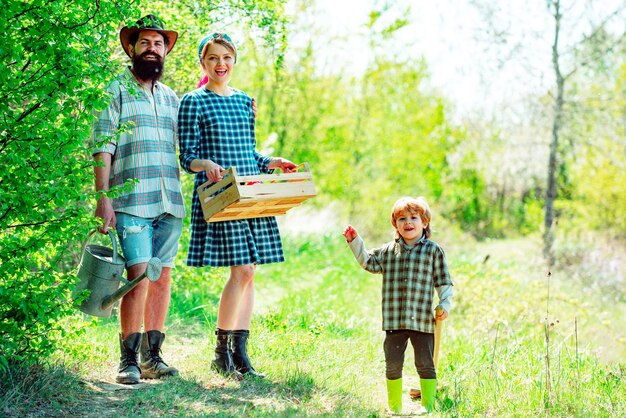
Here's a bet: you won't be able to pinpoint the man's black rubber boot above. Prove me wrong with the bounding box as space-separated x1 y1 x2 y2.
116 332 142 384
140 330 179 379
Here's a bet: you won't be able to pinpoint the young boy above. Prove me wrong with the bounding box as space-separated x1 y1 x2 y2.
343 196 454 414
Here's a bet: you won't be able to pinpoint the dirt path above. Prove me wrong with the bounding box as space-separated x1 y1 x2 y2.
75 380 150 417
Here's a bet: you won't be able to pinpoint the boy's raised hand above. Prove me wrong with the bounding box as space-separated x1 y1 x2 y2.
343 225 357 243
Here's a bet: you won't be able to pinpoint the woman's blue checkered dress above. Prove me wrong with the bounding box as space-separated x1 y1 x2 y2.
178 88 285 267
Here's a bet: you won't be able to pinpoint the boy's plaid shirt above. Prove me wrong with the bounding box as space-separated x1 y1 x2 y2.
348 235 453 334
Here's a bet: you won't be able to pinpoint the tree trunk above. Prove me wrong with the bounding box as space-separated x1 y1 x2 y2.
544 0 564 267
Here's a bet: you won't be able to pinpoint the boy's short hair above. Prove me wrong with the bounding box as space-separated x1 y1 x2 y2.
391 196 432 238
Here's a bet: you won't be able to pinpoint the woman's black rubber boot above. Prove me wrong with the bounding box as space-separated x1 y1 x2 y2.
211 329 243 381
231 329 265 378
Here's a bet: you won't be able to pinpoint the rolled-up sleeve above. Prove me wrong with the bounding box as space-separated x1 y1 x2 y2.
433 245 453 287
254 151 272 173
92 85 120 156
178 94 200 174
436 285 454 313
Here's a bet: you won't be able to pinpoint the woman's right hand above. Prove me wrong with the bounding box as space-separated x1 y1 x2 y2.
204 160 225 183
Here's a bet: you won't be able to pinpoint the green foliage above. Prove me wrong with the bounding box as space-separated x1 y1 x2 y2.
536 18 626 242
0 0 140 369
169 264 226 321
563 61 626 237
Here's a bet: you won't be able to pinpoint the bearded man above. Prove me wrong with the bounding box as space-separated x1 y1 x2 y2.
91 15 185 384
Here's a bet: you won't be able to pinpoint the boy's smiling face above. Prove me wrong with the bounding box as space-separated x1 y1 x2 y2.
394 209 427 245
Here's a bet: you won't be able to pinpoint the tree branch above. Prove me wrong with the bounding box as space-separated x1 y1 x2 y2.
7 217 68 229
567 32 626 79
0 207 12 224
8 4 42 22
60 0 101 30
21 58 31 73
15 101 43 123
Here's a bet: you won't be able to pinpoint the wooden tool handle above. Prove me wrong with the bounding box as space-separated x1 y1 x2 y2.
433 307 444 368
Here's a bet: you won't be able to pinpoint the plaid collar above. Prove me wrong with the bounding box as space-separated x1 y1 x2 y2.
396 235 427 251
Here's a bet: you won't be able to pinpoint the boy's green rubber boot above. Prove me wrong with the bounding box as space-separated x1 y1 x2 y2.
420 378 437 412
386 377 403 414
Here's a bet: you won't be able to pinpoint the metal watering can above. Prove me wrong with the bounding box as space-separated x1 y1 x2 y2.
73 230 162 317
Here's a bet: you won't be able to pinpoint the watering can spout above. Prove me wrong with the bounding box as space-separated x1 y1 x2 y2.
101 257 162 310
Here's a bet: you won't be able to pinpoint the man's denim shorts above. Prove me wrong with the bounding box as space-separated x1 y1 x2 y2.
115 212 183 268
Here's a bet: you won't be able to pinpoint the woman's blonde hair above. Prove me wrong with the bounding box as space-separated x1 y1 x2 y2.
390 196 432 238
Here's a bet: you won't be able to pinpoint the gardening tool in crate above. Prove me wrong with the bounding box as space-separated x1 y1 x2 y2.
197 163 317 222
72 230 162 317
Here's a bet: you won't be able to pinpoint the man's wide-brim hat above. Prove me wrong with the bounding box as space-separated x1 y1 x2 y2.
119 14 178 57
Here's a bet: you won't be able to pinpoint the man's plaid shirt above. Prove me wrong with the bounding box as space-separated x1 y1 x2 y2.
91 67 185 219
348 234 453 334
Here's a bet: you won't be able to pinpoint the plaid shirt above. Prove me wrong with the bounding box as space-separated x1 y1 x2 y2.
348 234 453 333
91 67 185 219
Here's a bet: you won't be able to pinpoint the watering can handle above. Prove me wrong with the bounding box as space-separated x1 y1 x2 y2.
83 229 121 264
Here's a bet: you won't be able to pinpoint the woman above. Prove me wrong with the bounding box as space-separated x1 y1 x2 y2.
178 33 296 379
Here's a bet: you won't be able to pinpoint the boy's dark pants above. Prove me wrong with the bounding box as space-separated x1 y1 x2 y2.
384 329 436 380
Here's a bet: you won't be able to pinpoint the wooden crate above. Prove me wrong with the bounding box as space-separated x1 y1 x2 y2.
197 163 317 222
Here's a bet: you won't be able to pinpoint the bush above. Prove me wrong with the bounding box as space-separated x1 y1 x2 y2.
0 1 139 368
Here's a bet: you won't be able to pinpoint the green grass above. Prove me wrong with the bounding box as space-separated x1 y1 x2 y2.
2 232 625 417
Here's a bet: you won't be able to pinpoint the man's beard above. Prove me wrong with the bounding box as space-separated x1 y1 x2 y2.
132 51 164 82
